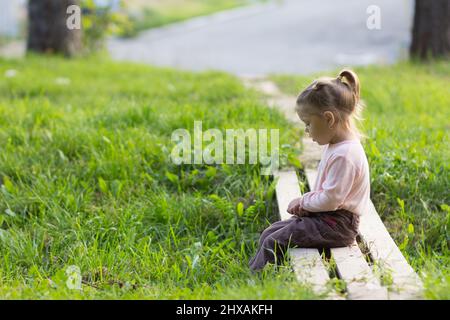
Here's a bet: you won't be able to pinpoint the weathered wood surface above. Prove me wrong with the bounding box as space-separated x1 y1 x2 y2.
305 168 423 299
359 201 424 299
274 169 343 299
305 169 388 300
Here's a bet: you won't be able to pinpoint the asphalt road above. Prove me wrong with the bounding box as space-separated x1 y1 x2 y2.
109 0 414 76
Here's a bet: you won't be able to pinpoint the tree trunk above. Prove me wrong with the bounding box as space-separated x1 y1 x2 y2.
27 0 82 57
410 0 450 60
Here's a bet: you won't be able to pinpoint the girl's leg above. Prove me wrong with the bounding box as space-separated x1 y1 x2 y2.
249 217 303 271
257 217 296 247
249 213 356 272
248 218 294 267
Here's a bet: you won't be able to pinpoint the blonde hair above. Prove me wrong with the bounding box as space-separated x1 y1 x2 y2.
295 69 367 141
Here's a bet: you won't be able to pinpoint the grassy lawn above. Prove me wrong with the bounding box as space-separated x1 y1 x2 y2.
0 56 333 299
0 56 448 299
120 0 266 37
270 60 450 299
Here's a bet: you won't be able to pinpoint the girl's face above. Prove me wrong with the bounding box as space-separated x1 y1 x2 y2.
297 104 335 145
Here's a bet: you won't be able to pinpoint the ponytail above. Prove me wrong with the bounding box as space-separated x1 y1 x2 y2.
337 69 360 104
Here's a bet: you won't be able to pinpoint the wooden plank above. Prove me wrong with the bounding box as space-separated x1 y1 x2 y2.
359 201 424 299
304 169 318 192
289 248 343 299
331 243 388 299
289 248 329 286
274 169 342 299
274 169 301 221
304 169 388 299
306 152 423 299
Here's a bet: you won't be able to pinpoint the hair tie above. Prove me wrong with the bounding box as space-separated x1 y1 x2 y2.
312 81 322 90
338 75 351 88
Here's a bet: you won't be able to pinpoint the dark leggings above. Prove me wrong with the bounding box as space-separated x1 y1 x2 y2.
249 209 359 271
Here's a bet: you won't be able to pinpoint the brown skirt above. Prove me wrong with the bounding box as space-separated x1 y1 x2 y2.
248 209 359 272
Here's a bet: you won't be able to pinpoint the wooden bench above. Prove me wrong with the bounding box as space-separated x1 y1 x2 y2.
273 168 424 300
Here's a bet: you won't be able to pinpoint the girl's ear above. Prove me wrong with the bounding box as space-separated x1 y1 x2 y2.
323 111 335 129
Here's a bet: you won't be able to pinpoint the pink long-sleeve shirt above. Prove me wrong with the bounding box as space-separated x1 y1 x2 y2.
299 139 371 216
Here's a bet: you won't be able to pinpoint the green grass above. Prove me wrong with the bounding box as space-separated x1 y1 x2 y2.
120 0 266 37
0 55 331 299
270 60 450 299
1 56 448 299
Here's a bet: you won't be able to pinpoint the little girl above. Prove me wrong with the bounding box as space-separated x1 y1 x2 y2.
249 69 370 272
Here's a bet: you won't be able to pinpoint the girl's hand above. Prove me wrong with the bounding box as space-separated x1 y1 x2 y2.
295 207 310 217
287 198 310 217
287 198 302 215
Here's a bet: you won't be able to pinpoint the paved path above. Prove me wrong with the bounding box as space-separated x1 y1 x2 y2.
108 0 414 76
